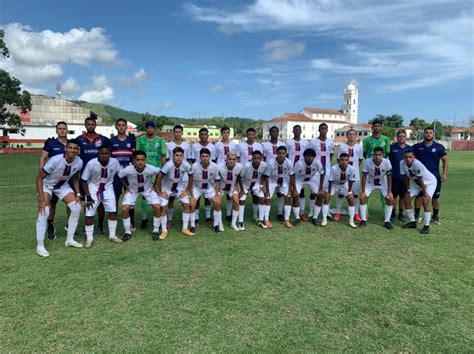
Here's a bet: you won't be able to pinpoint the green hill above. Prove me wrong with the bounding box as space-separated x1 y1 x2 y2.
73 101 143 125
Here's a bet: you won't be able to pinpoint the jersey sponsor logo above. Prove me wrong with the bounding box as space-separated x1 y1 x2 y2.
95 140 103 147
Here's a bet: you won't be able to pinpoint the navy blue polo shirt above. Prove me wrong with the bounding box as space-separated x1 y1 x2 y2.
389 142 411 179
76 133 110 169
42 137 66 158
110 135 136 166
413 141 447 177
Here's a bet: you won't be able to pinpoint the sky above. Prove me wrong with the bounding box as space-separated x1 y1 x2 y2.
0 0 473 125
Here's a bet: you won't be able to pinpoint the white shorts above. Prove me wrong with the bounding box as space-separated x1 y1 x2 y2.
240 183 264 200
160 187 190 205
409 181 436 198
330 183 349 196
193 186 216 200
295 178 319 194
365 183 389 198
43 184 74 200
122 190 161 206
267 181 290 198
85 188 116 217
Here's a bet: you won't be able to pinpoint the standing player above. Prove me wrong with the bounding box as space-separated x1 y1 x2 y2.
155 147 194 239
136 121 166 230
359 147 395 229
35 139 83 257
326 154 357 228
337 129 364 222
239 150 268 230
218 152 243 231
118 150 162 241
262 126 287 221
363 119 391 158
286 125 309 165
388 129 411 222
265 145 295 228
190 148 223 233
81 145 123 248
400 149 438 234
413 126 448 224
291 148 325 226
38 121 68 240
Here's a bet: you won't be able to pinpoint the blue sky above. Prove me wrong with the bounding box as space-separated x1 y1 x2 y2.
1 0 473 125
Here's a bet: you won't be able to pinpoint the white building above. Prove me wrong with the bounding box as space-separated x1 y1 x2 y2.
263 83 359 140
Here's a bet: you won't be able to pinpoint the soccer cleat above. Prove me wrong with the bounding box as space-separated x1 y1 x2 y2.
402 221 417 229
47 223 56 240
206 218 213 224
384 221 394 230
277 214 284 221
354 214 362 223
294 218 301 226
122 233 132 242
108 236 122 243
284 220 293 228
431 215 440 225
65 240 83 248
320 219 328 227
213 225 220 233
190 226 196 233
300 213 309 222
264 220 273 229
311 218 319 226
85 240 94 249
182 229 194 237
167 220 173 229
349 220 357 229
152 231 160 241
140 218 148 230
238 222 246 231
420 225 430 235
231 223 240 231
158 230 169 240
218 223 225 232
333 213 341 222
36 247 50 258
359 220 367 227
258 221 268 229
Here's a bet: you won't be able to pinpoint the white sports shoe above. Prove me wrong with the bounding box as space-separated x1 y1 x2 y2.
239 223 246 231
320 219 328 227
349 220 357 228
65 240 83 248
36 247 50 257
218 223 225 232
109 236 123 243
85 240 94 249
231 223 240 231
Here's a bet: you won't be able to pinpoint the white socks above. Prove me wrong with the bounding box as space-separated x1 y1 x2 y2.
313 205 321 220
36 206 50 247
182 213 190 231
360 204 367 221
322 204 330 221
423 212 431 226
153 216 161 232
231 209 239 225
384 205 393 222
85 224 94 241
108 219 117 238
226 199 232 217
348 206 355 221
161 215 168 231
238 205 245 223
277 196 283 214
123 217 131 234
293 206 300 219
66 201 81 242
264 205 271 221
406 209 415 222
213 210 222 226
190 212 196 227
354 197 360 214
336 198 344 213
284 205 291 221
258 204 265 221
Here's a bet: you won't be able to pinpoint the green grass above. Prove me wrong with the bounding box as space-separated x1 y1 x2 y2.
1 152 473 352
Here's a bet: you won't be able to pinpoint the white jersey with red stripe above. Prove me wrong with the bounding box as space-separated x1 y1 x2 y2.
262 141 286 164
310 138 334 174
191 142 217 163
362 158 392 186
238 141 263 163
191 161 221 190
166 141 192 160
160 160 193 192
285 138 309 165
215 140 239 165
241 161 267 190
118 164 161 193
293 159 324 184
218 163 243 194
266 157 294 185
338 143 363 179
43 154 83 190
329 164 357 185
80 157 121 191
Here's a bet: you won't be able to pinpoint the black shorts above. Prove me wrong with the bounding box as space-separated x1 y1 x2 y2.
433 176 442 199
391 178 407 198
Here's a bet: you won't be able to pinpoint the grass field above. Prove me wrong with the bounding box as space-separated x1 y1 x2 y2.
1 152 473 352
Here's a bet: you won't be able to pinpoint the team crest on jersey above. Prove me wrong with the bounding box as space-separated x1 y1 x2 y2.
95 140 102 147
432 148 436 152
127 143 131 148
381 142 386 146
155 143 160 148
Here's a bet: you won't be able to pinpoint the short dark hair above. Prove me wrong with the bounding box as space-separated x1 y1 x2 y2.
173 147 184 155
277 145 287 152
252 150 263 157
303 148 316 157
200 148 211 156
372 119 383 126
84 116 96 123
199 128 209 134
67 139 80 147
221 126 230 133
269 126 279 132
246 127 256 134
373 147 384 154
133 150 147 158
293 125 302 130
396 129 407 136
424 126 435 132
173 125 183 132
318 123 328 129
99 145 112 152
346 128 356 136
339 152 349 159
56 121 67 128
115 118 127 125
404 148 415 155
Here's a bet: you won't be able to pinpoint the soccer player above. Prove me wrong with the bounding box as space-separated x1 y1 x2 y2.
326 154 357 228
81 145 123 248
388 129 411 222
155 147 194 239
359 147 395 229
218 152 243 231
76 116 110 233
35 139 83 257
286 125 309 165
265 145 295 228
363 119 391 158
118 150 162 242
38 121 68 240
400 149 438 235
190 148 223 233
136 121 166 230
262 126 287 221
413 126 448 224
337 128 364 222
240 150 268 230
291 148 325 226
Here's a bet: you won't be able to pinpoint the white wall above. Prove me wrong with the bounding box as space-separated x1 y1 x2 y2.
6 124 117 141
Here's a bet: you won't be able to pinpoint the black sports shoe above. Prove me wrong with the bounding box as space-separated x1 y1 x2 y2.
141 218 148 230
384 221 394 230
431 215 440 225
398 214 406 222
277 214 284 221
190 226 196 233
152 231 160 241
402 221 417 229
47 223 56 240
122 233 132 242
359 220 367 227
294 218 300 226
206 218 213 224
213 225 219 233
226 215 232 222
420 225 430 235
311 218 319 226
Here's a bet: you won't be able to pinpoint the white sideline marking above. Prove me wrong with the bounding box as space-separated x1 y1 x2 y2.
0 184 33 189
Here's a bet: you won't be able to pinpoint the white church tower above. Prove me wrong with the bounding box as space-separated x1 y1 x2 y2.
343 82 358 124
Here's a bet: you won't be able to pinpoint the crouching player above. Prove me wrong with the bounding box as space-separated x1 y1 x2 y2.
118 150 162 241
265 145 295 228
190 148 223 233
35 139 83 257
81 145 123 248
359 147 395 229
400 149 437 235
155 147 194 239
218 152 243 231
326 153 357 228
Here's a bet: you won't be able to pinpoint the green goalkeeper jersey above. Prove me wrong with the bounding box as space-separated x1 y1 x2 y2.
363 135 391 158
136 135 166 167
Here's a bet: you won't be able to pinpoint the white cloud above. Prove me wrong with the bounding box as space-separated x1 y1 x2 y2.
261 39 306 62
61 78 80 96
209 81 233 95
315 93 340 100
78 75 114 103
239 67 281 76
121 68 147 87
158 101 175 110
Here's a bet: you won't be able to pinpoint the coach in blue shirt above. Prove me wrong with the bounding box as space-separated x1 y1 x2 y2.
389 129 411 222
413 126 448 224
